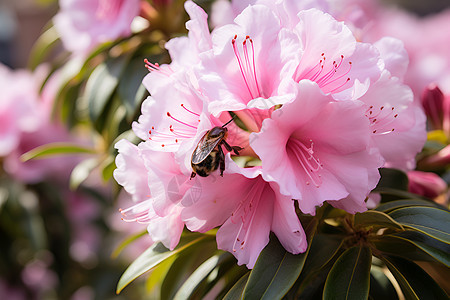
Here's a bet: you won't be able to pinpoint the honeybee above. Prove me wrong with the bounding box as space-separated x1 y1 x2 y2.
190 118 243 179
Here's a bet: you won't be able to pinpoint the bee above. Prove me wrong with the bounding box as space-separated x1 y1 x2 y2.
190 118 243 179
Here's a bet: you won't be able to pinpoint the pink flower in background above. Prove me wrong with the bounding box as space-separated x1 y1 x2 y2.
330 0 450 98
53 0 141 55
211 0 329 28
0 67 88 183
0 64 41 157
407 170 447 199
421 84 450 135
251 80 383 214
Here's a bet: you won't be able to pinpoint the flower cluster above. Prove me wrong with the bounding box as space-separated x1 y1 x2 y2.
114 1 426 267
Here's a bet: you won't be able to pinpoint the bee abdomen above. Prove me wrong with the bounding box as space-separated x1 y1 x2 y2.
191 150 220 177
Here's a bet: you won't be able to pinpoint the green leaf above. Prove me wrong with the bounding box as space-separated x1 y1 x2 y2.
389 207 450 244
117 57 149 119
381 255 448 300
173 252 229 300
323 246 372 300
369 266 399 300
116 233 211 294
372 188 428 201
390 231 450 267
28 26 60 70
20 143 96 162
354 210 404 230
242 236 307 300
293 234 344 298
85 55 129 123
375 168 409 191
223 272 250 300
146 254 177 294
70 158 100 190
375 199 443 213
160 239 218 300
242 218 319 300
100 155 117 182
111 230 147 259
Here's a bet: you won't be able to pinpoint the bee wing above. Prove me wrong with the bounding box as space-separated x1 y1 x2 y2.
191 135 222 164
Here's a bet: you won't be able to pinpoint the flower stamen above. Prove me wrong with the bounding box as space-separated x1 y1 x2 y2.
232 35 262 99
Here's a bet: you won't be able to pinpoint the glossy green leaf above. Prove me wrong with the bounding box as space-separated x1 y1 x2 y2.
160 239 218 300
354 210 404 230
375 199 443 213
372 188 428 201
369 266 399 300
381 256 448 300
117 57 149 119
223 272 250 300
293 234 344 298
116 233 210 294
85 56 129 122
146 254 177 294
242 237 307 300
389 207 450 244
20 143 96 162
372 235 441 263
375 168 409 191
242 218 319 300
111 230 147 259
323 246 372 300
173 253 229 300
391 231 450 267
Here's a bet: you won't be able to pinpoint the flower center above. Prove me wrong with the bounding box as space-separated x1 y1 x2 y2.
148 103 200 148
96 0 124 20
365 105 398 135
294 53 352 94
232 35 262 99
287 138 323 188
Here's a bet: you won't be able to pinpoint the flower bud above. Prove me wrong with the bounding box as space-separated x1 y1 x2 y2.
408 170 447 199
421 84 444 130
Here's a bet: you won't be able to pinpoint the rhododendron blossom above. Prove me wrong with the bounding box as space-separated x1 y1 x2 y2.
54 0 141 55
114 1 427 268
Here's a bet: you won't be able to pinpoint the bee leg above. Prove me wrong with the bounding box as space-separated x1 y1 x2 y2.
190 172 196 180
231 146 244 155
222 140 233 152
223 140 243 155
218 145 225 177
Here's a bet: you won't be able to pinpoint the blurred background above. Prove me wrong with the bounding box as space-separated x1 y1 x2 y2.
0 0 449 299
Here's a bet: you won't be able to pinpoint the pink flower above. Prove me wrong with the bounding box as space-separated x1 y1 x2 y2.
53 0 141 55
0 67 88 183
114 0 427 268
182 165 306 268
114 139 185 250
408 170 447 199
197 4 296 118
331 0 450 98
358 70 426 171
211 0 329 29
0 64 41 157
251 80 383 214
421 84 450 137
200 6 382 132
